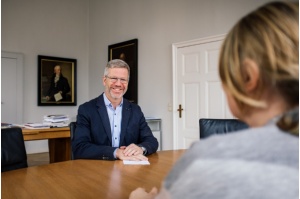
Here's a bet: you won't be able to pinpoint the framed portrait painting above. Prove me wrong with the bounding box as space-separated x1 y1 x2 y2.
108 39 138 104
38 55 77 106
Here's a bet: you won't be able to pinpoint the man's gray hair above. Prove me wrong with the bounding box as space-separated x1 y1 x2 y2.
104 59 130 79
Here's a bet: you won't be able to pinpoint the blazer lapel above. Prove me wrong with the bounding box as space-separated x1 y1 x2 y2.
120 99 131 145
97 94 112 144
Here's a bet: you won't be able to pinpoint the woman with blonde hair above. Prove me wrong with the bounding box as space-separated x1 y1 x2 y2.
130 1 299 198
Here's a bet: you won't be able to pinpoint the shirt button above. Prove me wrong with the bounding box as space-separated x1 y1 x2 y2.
115 125 117 127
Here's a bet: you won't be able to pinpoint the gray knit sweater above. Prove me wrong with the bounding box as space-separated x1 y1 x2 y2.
157 121 299 199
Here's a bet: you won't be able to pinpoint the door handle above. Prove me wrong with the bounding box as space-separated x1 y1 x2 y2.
177 104 184 118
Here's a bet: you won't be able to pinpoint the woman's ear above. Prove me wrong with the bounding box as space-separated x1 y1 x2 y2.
242 58 260 92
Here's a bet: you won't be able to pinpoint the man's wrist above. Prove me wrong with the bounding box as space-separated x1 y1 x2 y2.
140 146 147 155
113 148 118 159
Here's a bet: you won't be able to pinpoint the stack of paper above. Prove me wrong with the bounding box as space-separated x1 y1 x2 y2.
43 115 70 127
23 123 50 129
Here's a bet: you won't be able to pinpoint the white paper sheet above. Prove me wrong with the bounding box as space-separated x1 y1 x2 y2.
123 160 150 165
54 92 63 101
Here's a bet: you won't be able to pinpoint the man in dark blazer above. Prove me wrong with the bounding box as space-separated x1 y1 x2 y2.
72 59 158 160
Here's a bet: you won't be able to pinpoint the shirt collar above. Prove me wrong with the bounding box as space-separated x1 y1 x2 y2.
103 93 123 108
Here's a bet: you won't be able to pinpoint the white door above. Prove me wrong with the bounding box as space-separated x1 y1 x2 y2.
1 52 24 124
172 35 234 149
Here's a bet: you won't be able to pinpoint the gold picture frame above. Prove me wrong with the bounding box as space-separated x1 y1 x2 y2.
38 55 77 106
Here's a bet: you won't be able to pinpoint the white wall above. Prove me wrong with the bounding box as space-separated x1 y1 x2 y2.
2 0 89 153
2 0 278 153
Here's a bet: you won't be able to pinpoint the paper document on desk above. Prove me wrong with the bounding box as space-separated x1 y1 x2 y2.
23 123 50 129
123 160 150 165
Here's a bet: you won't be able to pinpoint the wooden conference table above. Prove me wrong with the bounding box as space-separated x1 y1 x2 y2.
22 127 71 163
1 149 186 199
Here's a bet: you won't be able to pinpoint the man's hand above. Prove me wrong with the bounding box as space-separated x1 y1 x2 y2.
122 143 144 156
116 148 148 161
129 187 158 199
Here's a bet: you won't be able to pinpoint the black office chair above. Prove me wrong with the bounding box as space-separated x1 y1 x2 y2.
199 118 248 139
1 127 28 172
69 122 77 160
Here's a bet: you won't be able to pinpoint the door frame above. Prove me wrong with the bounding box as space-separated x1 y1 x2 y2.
172 34 226 149
1 51 24 124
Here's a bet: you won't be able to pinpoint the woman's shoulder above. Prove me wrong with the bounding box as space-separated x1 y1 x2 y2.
190 124 298 160
164 124 298 189
167 158 298 199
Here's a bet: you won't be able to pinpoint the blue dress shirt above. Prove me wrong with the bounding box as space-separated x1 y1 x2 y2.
103 93 123 158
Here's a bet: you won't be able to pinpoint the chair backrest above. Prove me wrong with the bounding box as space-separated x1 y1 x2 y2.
199 118 248 139
1 127 28 172
69 122 77 160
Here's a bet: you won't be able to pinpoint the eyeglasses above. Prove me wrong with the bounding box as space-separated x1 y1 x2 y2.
105 76 128 84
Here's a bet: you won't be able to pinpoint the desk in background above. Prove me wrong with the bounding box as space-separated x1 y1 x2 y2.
22 127 71 163
1 150 186 199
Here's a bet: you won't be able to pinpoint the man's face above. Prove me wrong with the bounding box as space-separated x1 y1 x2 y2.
103 67 129 101
54 66 61 75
